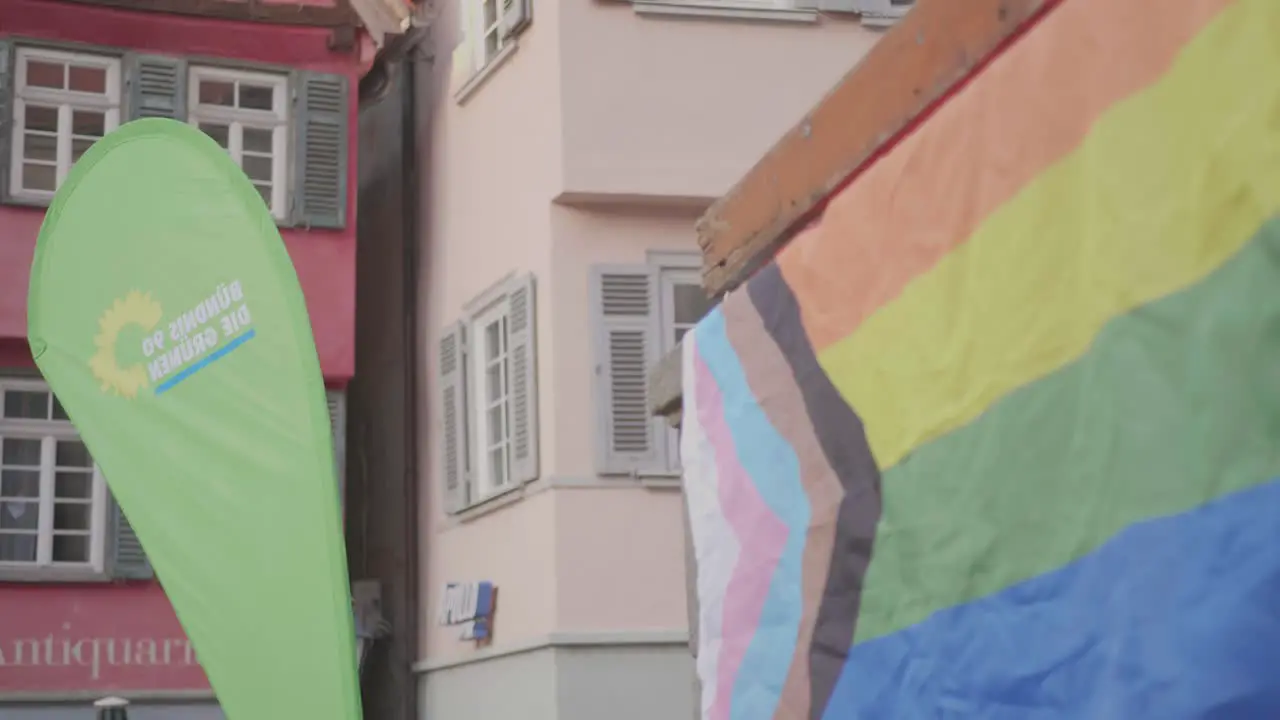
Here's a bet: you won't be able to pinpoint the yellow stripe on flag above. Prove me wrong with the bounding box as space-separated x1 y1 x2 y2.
819 0 1280 471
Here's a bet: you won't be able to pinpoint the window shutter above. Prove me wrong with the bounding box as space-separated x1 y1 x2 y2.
439 322 469 513
292 72 348 229
500 0 531 39
855 0 913 26
798 0 912 21
506 274 539 483
591 266 663 475
0 40 14 202
109 493 153 580
327 390 347 502
126 54 187 121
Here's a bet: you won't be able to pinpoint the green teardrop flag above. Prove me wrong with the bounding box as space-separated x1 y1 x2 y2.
27 119 361 719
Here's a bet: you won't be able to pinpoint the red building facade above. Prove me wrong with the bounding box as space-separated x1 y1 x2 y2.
0 1 370 715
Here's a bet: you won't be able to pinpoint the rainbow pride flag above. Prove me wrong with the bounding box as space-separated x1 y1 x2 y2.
680 0 1280 717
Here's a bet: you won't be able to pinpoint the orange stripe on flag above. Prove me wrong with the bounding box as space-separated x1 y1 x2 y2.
777 0 1234 352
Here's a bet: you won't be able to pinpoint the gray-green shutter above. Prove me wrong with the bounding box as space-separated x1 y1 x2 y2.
440 322 469 512
591 265 663 475
126 54 187 121
327 390 347 504
0 40 14 202
507 274 539 483
109 493 153 580
856 0 913 26
292 71 348 229
798 0 912 20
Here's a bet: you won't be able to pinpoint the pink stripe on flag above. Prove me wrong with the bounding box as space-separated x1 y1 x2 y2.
695 349 789 720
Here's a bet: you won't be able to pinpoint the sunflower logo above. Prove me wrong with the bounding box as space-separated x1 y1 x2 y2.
89 290 164 399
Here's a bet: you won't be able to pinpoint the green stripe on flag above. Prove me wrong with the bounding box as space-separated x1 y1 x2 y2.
856 218 1280 645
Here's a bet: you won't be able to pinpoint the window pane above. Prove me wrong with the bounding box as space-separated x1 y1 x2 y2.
23 133 56 162
486 364 503 404
52 396 69 421
672 283 713 326
238 83 275 111
198 79 235 106
0 501 38 530
487 406 505 445
252 183 272 207
199 123 230 149
22 163 56 192
55 472 92 499
68 64 107 94
242 154 272 183
23 105 58 134
489 448 506 487
484 321 502 361
72 138 95 164
1 470 41 497
0 533 38 562
4 390 50 420
243 127 273 153
55 440 92 469
485 32 500 63
72 110 106 137
54 502 91 530
675 327 689 345
52 533 90 563
25 60 64 89
2 439 42 467
483 0 498 29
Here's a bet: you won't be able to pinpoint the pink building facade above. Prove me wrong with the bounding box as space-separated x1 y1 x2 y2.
403 0 906 716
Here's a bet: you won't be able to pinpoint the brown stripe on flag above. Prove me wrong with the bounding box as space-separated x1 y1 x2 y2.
721 286 843 720
747 263 883 719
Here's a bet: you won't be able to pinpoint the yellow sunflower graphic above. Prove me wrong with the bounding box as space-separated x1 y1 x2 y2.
89 290 163 399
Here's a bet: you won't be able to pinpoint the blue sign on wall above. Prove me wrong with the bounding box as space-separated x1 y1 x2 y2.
437 581 496 641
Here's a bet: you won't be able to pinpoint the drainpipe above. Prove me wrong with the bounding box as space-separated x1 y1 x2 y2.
399 39 427 720
94 697 128 720
357 24 429 718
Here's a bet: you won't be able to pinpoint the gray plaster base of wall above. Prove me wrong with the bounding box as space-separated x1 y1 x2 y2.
420 643 694 720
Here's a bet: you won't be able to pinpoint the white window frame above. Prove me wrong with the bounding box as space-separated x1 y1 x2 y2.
658 267 704 357
0 378 109 579
187 65 290 221
442 273 538 514
469 0 509 73
657 266 708 474
468 299 513 501
8 47 122 202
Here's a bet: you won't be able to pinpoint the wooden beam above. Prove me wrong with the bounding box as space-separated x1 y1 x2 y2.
696 0 1060 297
51 0 359 27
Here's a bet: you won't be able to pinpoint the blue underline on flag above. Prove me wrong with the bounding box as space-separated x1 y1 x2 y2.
155 329 256 396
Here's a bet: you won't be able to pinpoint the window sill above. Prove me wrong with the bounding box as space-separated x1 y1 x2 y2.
454 42 520 106
2 194 295 227
453 481 528 523
553 473 683 490
4 192 55 209
859 11 909 28
632 1 818 23
443 472 685 526
0 566 111 583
